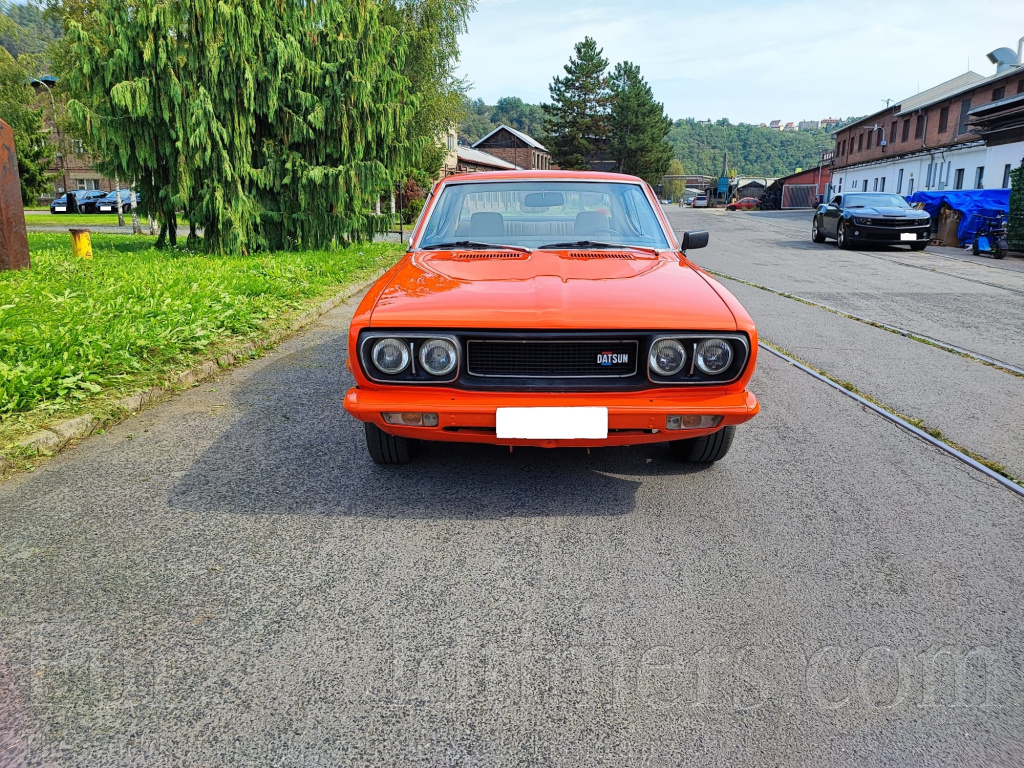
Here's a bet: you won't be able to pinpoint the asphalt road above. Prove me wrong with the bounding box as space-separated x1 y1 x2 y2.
2 218 1024 766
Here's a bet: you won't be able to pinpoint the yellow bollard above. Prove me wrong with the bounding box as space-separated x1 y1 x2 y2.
69 228 93 260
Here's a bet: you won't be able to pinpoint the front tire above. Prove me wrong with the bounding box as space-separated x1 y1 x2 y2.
669 426 736 463
812 217 826 243
364 422 419 465
910 242 927 251
837 221 852 249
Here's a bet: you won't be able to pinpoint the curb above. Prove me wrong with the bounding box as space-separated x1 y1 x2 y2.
3 269 385 468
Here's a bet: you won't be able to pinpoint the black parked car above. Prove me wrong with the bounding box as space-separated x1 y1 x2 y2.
92 189 136 214
50 189 106 214
812 192 930 250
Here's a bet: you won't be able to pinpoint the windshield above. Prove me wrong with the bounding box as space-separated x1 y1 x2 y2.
417 180 672 250
844 193 910 209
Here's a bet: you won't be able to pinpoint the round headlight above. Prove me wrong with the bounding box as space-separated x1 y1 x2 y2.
649 338 687 376
419 338 458 376
371 338 410 375
696 338 734 375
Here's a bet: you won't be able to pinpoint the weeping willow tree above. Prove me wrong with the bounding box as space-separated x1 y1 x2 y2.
62 0 421 252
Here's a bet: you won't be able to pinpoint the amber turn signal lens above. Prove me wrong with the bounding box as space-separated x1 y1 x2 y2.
382 412 439 427
665 414 723 431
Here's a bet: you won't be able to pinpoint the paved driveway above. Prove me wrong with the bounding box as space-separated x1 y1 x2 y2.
1 217 1023 766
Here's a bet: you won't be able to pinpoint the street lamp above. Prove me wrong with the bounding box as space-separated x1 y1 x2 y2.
31 78 68 196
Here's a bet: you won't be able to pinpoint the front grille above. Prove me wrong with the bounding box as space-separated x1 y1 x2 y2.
857 218 926 227
466 339 639 378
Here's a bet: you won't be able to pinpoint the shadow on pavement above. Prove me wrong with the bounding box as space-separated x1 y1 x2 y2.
167 332 709 519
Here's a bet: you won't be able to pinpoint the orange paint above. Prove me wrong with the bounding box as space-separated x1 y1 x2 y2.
344 171 760 448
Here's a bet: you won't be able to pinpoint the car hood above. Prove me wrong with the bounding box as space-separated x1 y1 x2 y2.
368 250 737 330
848 206 929 217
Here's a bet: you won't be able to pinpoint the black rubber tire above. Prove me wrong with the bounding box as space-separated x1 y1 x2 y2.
669 426 736 463
994 247 1007 260
364 422 419 465
909 242 927 251
972 240 981 256
811 217 826 243
837 221 852 249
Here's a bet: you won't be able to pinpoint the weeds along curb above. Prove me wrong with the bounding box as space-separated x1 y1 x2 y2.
3 268 387 471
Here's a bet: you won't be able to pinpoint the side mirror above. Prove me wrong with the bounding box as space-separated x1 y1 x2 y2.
681 230 709 250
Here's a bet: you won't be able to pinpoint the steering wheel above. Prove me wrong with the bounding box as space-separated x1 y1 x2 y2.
582 227 624 238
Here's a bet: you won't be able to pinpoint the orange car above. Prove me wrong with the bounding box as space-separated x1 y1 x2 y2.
345 171 760 464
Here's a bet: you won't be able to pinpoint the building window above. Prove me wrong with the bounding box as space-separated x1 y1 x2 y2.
938 106 949 133
862 179 867 190
897 169 904 194
901 119 910 142
1019 79 1024 95
914 115 925 139
75 178 100 191
72 139 85 154
992 86 1005 101
957 98 972 135
889 121 896 145
926 163 933 188
975 166 984 189
880 177 885 192
954 168 965 190
908 177 914 195
873 178 878 191
867 132 873 149
1004 164 1013 188
857 134 863 152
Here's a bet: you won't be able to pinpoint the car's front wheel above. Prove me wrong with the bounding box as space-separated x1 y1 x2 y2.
669 426 735 463
812 217 826 243
364 422 419 465
909 242 927 251
837 221 852 249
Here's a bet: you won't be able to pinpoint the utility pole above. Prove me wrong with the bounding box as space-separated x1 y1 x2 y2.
33 80 68 196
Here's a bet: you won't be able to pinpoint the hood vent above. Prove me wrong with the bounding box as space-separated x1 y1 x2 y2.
455 251 526 260
567 251 635 260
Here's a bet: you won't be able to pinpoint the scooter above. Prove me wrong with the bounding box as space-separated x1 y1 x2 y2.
971 214 1009 260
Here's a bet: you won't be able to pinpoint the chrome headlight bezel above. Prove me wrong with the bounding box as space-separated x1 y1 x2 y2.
359 332 461 384
646 333 750 385
649 338 687 376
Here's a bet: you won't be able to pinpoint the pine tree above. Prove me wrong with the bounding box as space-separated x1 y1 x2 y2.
543 37 609 170
63 0 422 253
608 61 673 185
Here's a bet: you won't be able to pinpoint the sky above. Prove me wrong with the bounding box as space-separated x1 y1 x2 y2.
457 0 1024 124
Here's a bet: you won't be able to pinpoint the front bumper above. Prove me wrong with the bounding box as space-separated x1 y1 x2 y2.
344 386 760 447
848 222 930 244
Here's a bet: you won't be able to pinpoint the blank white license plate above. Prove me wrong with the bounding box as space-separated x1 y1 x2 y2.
496 407 608 439
900 232 916 241
54 206 66 212
100 206 112 211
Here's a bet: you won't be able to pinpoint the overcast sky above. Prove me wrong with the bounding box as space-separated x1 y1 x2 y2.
457 0 1024 124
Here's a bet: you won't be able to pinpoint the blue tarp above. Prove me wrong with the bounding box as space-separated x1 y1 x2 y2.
906 189 1010 243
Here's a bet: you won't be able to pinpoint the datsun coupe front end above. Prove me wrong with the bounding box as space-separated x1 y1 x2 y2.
344 171 760 464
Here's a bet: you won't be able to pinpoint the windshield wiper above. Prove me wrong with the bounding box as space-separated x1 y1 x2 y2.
418 240 532 253
539 240 662 255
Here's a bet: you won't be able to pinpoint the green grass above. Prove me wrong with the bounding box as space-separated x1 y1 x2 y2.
1 233 404 442
23 214 139 227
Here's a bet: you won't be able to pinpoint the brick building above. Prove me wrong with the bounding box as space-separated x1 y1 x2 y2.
30 79 117 200
472 125 551 170
830 62 1024 198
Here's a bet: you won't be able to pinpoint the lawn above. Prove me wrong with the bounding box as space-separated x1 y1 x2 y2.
24 214 142 227
1 233 404 446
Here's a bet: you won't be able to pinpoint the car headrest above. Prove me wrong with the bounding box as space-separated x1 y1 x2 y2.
574 211 610 236
470 212 505 238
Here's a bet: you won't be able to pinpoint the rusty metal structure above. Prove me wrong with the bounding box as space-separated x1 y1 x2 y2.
0 118 30 270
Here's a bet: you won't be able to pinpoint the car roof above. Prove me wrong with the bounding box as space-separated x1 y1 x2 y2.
439 170 648 184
